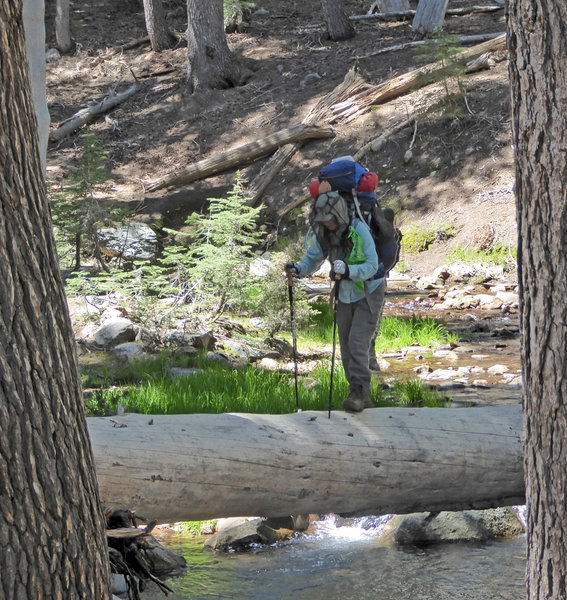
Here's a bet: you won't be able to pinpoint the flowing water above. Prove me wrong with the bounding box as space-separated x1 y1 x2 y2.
142 515 526 600
140 280 525 600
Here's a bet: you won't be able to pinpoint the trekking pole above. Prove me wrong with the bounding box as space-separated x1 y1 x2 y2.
328 277 341 419
286 270 300 412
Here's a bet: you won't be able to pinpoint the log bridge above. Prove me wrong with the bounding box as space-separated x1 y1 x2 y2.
87 405 524 524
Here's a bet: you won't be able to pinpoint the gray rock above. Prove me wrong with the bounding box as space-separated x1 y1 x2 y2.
164 330 214 349
167 367 201 378
111 342 146 358
98 222 158 261
207 351 232 367
94 317 137 348
205 517 292 551
46 48 61 62
382 507 524 544
140 537 186 575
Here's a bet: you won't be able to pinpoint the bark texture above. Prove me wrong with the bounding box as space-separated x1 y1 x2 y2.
412 0 449 35
55 0 72 52
186 0 250 92
0 3 110 598
88 406 524 524
507 2 567 598
143 0 174 51
321 0 355 41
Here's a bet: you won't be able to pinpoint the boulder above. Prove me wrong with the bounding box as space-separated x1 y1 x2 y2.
204 517 291 551
382 507 524 544
98 222 158 261
94 317 137 348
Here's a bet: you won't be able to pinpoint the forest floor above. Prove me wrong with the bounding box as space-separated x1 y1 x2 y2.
44 0 516 279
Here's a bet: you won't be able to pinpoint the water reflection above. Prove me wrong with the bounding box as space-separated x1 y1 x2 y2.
144 516 526 600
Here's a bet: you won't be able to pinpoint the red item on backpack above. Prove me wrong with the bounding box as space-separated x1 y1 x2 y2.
357 172 379 192
309 180 320 199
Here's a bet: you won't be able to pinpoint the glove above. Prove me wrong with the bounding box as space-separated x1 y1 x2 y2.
284 261 300 277
333 260 349 278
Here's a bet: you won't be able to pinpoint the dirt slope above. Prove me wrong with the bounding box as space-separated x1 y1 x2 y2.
45 0 516 277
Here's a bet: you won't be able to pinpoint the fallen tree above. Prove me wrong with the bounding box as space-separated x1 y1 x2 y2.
145 123 334 192
49 81 140 143
88 404 524 524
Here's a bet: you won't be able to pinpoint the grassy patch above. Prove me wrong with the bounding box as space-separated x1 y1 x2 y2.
375 314 457 352
83 354 449 416
402 224 456 253
448 243 517 270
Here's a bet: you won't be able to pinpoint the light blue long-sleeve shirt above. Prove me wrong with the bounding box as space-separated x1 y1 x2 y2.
296 220 384 304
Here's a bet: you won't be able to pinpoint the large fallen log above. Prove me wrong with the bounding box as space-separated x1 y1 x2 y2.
88 404 524 524
329 33 506 123
145 124 334 192
357 32 505 60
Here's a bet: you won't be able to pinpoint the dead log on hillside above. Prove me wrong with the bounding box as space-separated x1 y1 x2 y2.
49 82 140 143
329 34 506 123
273 34 505 216
88 405 524 524
351 5 504 21
247 69 374 206
357 32 505 60
145 124 334 193
298 6 503 29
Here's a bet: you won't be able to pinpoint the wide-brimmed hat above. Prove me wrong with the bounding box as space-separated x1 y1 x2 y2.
311 191 349 227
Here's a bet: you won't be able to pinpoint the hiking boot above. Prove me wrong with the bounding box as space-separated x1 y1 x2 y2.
369 357 381 372
343 388 374 412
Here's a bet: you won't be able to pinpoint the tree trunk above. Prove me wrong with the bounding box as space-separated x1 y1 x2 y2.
507 2 567 598
22 0 50 171
88 406 524 524
186 0 250 92
55 0 73 52
412 0 449 36
321 0 355 41
143 0 174 51
0 4 111 598
369 0 410 13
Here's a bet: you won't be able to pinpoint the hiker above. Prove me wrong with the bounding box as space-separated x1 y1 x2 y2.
285 191 386 413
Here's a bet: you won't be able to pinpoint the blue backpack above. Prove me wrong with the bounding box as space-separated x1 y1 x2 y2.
316 157 401 275
318 157 377 212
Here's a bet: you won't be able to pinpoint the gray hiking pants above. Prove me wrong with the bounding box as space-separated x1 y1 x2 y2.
336 280 386 394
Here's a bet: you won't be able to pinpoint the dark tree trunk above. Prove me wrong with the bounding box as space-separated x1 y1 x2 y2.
0 3 111 598
507 2 567 598
186 0 250 92
143 0 174 52
321 0 355 41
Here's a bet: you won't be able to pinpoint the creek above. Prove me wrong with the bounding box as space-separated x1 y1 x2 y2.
142 515 526 600
141 277 525 600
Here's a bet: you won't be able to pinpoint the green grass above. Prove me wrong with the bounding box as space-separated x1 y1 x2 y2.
448 243 517 270
388 379 450 408
83 354 449 416
301 300 336 343
299 303 456 350
81 309 454 416
402 224 456 253
375 314 458 352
